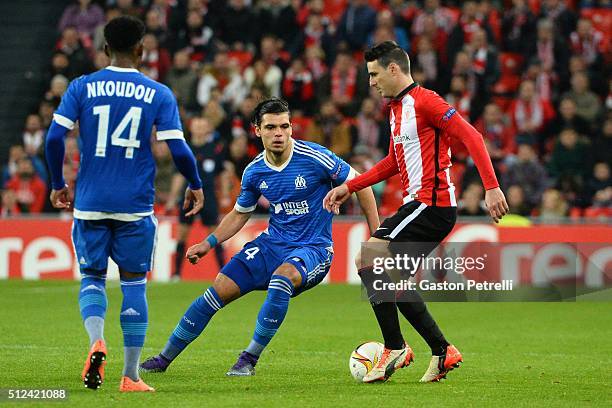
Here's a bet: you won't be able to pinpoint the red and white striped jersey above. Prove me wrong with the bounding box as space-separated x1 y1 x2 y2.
348 83 499 208
389 83 456 206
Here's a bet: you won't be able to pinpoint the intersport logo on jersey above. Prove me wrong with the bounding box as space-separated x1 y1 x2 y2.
272 200 309 215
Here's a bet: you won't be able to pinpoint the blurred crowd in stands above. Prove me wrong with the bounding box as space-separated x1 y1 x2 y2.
1 0 610 222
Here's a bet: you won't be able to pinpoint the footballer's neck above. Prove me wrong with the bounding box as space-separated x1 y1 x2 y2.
266 138 293 167
110 53 139 70
392 75 415 98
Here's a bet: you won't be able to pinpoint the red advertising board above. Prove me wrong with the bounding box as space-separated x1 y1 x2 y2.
0 218 610 286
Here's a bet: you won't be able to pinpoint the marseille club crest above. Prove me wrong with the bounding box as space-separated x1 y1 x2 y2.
294 174 307 190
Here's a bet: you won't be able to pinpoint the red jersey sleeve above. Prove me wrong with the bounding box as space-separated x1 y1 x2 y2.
422 91 499 190
346 134 399 193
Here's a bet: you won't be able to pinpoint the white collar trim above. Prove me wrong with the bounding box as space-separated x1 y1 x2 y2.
263 139 294 172
106 66 139 73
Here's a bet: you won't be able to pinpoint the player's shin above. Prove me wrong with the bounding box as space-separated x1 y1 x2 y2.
120 276 148 381
247 275 294 357
358 266 405 350
396 289 449 355
79 273 107 345
162 287 224 361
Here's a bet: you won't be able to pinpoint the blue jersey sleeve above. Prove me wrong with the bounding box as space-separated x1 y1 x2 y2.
234 165 260 213
300 142 355 186
155 87 184 141
45 122 69 190
53 77 82 129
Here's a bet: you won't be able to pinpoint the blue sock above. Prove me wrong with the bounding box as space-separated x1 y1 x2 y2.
119 276 148 381
79 274 107 345
162 287 224 361
247 275 294 356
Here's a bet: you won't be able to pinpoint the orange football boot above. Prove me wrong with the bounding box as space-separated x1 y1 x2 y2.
119 376 155 392
420 344 462 382
363 343 414 383
81 339 107 390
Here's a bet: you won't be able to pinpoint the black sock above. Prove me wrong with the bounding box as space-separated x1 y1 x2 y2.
174 241 185 277
396 289 449 355
358 266 404 350
214 244 226 269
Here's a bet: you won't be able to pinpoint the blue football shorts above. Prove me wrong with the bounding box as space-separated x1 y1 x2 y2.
220 233 333 297
72 215 158 275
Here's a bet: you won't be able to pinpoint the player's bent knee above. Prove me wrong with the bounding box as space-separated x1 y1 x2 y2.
212 273 241 305
359 236 391 268
274 264 302 287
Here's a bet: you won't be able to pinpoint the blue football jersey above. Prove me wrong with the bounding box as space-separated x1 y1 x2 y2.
235 140 354 246
53 66 184 214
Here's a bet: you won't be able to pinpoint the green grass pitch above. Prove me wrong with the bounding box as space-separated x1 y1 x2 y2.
0 280 610 407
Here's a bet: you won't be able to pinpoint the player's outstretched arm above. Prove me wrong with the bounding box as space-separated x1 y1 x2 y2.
186 209 252 264
324 139 399 213
44 122 71 209
447 118 510 223
323 184 351 213
323 155 398 213
446 117 509 223
355 185 381 234
165 139 204 215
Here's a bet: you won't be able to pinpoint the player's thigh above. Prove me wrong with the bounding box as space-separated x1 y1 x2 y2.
232 236 282 290
72 218 113 274
355 236 390 269
374 201 455 254
214 256 258 305
221 236 280 300
110 215 158 273
285 246 334 297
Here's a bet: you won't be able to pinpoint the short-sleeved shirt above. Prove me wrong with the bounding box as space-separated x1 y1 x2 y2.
235 140 354 247
53 66 184 216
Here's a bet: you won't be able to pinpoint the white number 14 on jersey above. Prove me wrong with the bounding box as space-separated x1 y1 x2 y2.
93 105 142 159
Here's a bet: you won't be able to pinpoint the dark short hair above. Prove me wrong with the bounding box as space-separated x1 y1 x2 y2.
104 16 146 53
364 41 410 74
252 98 290 127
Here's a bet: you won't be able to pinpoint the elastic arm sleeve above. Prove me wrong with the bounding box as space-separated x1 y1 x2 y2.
44 121 68 190
166 139 203 190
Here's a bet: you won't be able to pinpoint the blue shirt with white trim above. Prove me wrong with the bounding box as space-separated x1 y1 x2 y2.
235 140 354 246
53 66 184 214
